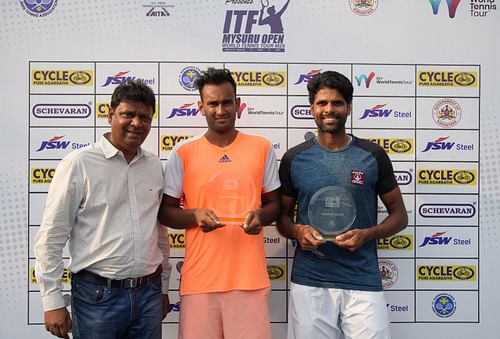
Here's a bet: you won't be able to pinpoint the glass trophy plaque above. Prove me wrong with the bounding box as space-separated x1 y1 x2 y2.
205 169 257 225
307 186 356 256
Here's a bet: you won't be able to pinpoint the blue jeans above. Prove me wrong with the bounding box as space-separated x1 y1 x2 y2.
71 274 163 339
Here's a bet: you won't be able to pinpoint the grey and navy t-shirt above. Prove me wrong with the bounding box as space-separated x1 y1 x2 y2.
279 135 397 291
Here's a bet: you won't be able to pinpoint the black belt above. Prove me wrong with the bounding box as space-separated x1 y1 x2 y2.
72 265 162 289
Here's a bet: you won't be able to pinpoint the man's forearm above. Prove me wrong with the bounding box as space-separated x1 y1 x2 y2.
258 202 280 226
258 190 281 226
362 211 408 242
277 214 300 240
159 205 198 229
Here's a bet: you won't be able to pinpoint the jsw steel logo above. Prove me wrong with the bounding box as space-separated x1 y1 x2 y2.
36 135 70 152
360 104 391 119
422 137 454 152
419 231 452 247
294 69 321 85
102 71 155 87
166 103 199 119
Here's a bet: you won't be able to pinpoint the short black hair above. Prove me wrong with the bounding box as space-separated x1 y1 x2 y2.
307 71 353 105
195 68 237 99
110 80 156 113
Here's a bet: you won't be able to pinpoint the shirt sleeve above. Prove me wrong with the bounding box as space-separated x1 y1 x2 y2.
262 144 281 193
157 224 172 294
163 146 185 199
34 155 83 311
375 147 398 194
278 150 297 198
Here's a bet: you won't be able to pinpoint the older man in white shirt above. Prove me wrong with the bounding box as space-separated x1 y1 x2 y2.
34 80 171 339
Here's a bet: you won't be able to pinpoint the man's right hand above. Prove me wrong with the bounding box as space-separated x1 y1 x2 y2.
295 224 325 251
44 307 72 338
194 208 225 233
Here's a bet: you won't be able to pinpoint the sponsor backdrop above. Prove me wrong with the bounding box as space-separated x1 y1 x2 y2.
1 0 498 338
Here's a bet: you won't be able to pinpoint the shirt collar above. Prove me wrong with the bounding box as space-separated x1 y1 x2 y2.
100 132 144 161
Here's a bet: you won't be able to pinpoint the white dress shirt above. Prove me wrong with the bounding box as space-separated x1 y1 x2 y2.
34 133 171 311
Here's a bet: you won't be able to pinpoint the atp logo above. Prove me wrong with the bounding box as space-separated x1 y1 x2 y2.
355 72 375 88
428 0 461 18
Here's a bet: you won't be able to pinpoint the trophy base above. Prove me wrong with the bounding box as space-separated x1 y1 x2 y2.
217 216 246 225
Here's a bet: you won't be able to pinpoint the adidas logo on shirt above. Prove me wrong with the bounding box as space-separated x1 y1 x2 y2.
219 154 231 163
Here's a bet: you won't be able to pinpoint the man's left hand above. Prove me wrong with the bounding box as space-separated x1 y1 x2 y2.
241 210 263 235
333 228 367 252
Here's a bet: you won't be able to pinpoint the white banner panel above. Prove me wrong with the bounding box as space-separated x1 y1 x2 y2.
1 0 497 338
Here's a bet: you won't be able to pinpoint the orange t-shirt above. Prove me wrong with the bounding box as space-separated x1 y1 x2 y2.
164 132 280 296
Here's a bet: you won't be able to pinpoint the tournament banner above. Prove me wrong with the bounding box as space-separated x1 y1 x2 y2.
1 1 499 338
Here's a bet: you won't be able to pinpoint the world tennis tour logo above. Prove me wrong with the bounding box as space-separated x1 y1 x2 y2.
355 72 375 88
428 0 461 18
222 0 290 52
428 0 497 18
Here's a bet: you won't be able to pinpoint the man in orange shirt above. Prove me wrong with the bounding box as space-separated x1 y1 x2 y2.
159 68 280 339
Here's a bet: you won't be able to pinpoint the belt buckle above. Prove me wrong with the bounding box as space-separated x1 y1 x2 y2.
124 278 138 288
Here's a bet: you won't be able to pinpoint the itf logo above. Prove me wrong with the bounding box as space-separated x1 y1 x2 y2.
428 0 461 18
222 0 290 52
355 72 375 88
